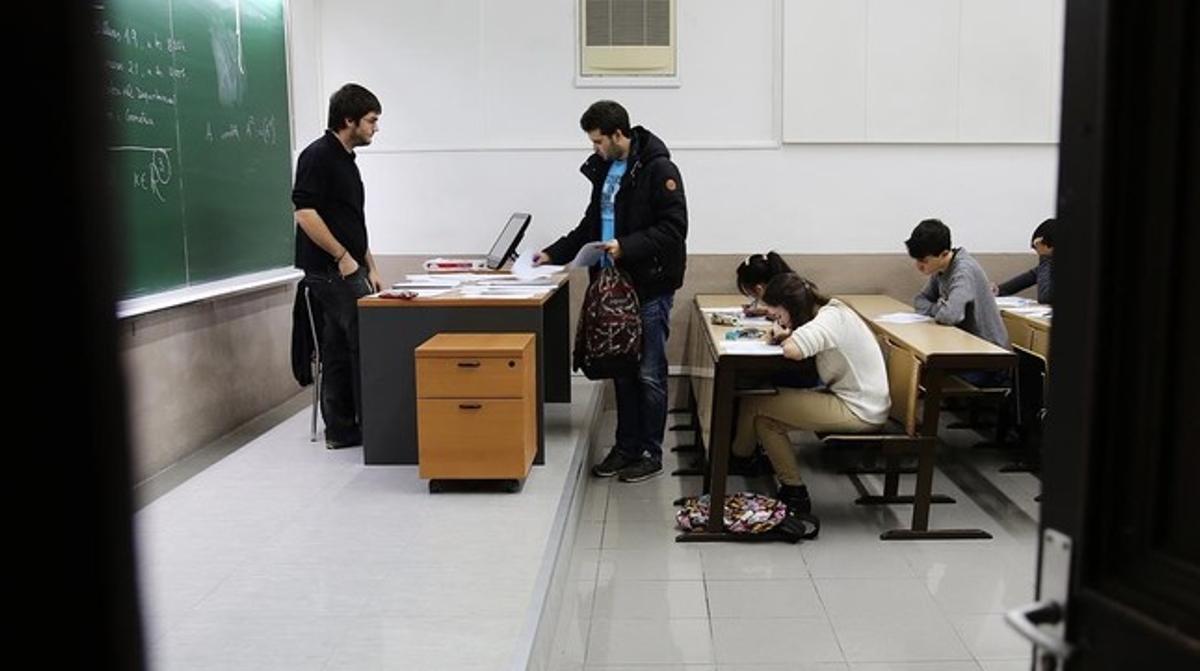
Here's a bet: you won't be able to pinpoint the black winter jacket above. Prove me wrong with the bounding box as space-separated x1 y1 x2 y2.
543 127 688 299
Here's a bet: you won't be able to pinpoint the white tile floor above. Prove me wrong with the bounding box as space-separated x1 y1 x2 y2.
138 378 1042 670
137 380 603 671
548 395 1041 671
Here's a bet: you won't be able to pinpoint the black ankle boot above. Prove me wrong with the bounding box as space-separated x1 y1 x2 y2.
777 484 812 515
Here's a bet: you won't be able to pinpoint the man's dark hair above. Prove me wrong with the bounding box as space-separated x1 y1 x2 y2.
580 100 631 137
736 251 794 296
1032 218 1056 247
761 273 830 329
327 83 382 131
904 219 952 260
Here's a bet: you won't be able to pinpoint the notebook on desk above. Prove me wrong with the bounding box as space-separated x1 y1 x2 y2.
422 212 532 271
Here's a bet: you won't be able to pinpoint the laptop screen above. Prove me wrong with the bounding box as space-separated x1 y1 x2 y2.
485 212 531 269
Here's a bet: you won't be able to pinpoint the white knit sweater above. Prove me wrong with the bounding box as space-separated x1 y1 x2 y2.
787 299 891 425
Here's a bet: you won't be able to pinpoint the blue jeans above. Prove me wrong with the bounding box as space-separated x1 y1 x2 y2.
614 293 673 463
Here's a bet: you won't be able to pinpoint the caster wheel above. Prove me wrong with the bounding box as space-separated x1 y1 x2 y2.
429 480 444 494
504 479 521 493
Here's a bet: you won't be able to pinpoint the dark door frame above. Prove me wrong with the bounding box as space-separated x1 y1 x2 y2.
1041 0 1198 667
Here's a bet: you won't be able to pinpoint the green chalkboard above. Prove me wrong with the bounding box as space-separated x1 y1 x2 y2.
97 0 294 298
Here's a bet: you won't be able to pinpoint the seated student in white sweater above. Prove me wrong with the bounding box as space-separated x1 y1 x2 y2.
730 273 891 515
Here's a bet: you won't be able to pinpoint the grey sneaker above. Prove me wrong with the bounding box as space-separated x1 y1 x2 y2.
617 456 663 483
592 448 638 478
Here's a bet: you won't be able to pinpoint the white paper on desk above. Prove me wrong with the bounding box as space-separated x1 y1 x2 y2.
391 281 459 290
1006 306 1053 318
459 291 541 300
567 241 608 268
402 275 464 286
739 316 774 327
406 273 496 283
701 307 744 315
995 296 1036 308
409 288 453 297
372 288 452 298
511 252 564 280
875 312 934 324
460 285 552 298
478 273 557 287
722 341 784 356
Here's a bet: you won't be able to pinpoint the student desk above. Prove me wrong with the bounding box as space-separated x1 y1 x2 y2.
1001 305 1052 471
357 274 571 465
837 294 1016 538
676 295 812 542
1001 306 1052 360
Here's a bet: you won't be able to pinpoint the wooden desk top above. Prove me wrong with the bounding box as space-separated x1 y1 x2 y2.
415 332 535 356
836 294 1012 363
358 273 568 308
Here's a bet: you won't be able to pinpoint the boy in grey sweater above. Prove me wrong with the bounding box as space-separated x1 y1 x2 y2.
905 219 1010 385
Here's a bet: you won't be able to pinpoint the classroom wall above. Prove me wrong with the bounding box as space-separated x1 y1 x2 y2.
289 0 1062 257
124 0 1062 482
122 285 298 483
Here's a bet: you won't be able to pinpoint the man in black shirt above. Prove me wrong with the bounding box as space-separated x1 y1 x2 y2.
293 83 383 449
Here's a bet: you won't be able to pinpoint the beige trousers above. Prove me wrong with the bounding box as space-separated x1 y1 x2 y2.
731 388 878 486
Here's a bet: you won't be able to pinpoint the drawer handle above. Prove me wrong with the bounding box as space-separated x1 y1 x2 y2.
458 403 483 410
456 361 481 368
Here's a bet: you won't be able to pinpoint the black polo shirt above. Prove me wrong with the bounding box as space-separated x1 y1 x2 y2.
292 130 367 273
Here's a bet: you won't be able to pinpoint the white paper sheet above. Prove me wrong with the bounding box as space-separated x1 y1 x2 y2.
402 274 470 284
1005 306 1053 318
460 285 552 299
875 312 935 324
511 251 564 279
721 341 784 356
995 296 1036 308
568 241 609 268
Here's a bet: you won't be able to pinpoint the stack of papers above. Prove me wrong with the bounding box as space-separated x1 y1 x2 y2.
459 285 553 300
406 273 497 283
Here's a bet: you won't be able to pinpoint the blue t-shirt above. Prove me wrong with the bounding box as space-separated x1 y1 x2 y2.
599 159 626 267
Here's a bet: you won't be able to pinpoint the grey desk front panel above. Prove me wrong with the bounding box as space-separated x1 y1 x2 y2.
358 282 571 465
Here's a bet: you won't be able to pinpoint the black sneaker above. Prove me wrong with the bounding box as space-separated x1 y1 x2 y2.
777 484 812 515
325 434 362 450
592 448 638 478
617 456 663 483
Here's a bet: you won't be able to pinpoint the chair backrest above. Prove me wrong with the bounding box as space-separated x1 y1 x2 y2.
881 337 922 436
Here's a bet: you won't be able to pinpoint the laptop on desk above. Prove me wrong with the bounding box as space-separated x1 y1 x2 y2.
422 212 532 272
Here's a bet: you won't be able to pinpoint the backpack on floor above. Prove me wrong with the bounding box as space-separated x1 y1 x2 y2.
676 492 820 543
573 267 642 379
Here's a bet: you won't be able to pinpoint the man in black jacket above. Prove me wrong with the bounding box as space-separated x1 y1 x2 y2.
533 100 688 482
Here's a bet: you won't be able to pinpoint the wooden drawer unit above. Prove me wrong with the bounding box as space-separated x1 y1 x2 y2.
414 333 536 484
